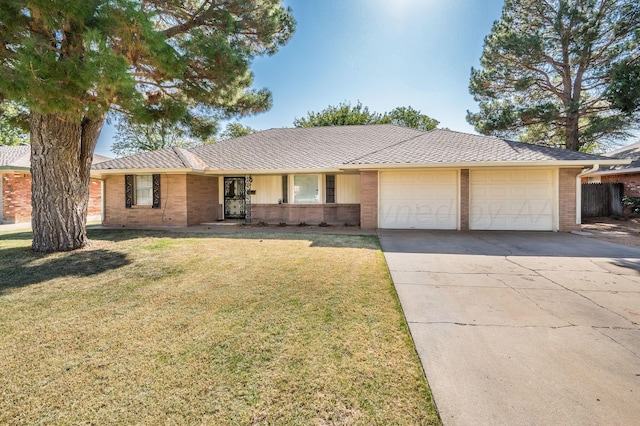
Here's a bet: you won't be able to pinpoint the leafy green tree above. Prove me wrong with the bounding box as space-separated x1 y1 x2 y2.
294 102 438 131
111 116 216 157
0 0 294 251
467 0 640 152
383 106 439 131
294 101 383 127
0 101 29 145
218 122 258 140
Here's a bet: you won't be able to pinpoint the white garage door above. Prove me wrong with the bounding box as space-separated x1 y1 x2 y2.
470 169 554 231
379 170 458 229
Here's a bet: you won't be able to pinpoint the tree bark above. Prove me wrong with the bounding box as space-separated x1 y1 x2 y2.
565 111 581 151
30 112 104 252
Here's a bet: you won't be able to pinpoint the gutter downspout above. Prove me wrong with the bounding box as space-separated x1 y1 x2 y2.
576 164 599 225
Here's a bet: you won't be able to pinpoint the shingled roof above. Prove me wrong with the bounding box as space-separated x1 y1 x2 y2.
0 145 30 169
0 145 112 170
95 125 424 171
600 140 640 171
93 125 625 173
94 146 205 171
346 129 608 165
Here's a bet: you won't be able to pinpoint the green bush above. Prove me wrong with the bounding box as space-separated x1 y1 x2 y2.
622 196 640 214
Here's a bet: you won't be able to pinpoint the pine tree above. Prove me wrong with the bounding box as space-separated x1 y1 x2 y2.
0 0 294 251
467 0 640 152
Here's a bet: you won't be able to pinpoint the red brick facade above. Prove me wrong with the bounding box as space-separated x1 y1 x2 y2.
97 168 585 232
251 204 360 225
1 172 102 224
103 174 218 227
599 173 640 197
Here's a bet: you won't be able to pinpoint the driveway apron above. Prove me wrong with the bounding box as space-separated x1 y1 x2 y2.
379 230 640 426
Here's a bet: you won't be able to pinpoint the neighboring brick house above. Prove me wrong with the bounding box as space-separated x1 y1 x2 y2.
92 125 627 232
0 145 109 224
582 141 640 197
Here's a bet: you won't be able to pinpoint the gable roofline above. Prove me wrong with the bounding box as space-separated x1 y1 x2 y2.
340 159 629 170
90 125 631 175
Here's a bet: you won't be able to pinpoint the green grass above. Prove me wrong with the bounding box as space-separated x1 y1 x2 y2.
0 229 440 425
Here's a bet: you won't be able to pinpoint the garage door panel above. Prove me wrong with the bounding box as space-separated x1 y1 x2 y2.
380 171 458 229
470 169 554 231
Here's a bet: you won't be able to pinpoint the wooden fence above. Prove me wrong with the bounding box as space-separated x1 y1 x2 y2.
581 183 624 218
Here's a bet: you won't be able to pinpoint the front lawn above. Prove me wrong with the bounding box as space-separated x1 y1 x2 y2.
0 229 439 425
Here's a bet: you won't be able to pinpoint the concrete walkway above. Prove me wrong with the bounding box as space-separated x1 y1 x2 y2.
379 230 640 426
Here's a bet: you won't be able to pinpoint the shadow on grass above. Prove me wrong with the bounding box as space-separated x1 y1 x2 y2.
0 247 131 294
85 228 381 250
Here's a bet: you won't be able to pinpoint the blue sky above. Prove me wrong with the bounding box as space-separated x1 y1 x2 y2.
95 0 505 156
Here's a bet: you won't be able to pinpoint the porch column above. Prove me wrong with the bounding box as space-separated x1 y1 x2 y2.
360 170 378 229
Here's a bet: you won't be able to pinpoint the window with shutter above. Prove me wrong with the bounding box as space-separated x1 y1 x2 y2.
125 174 161 208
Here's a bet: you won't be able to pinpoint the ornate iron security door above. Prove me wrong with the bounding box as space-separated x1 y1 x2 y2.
224 177 246 219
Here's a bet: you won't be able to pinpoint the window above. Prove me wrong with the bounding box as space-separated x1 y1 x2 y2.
125 174 160 208
282 175 288 203
293 175 319 204
135 175 153 205
325 174 335 203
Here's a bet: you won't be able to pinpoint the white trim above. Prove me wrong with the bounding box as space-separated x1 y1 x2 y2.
585 166 640 176
340 159 628 170
91 168 193 178
91 159 631 178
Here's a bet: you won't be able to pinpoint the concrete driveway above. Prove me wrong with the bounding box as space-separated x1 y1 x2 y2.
379 230 640 426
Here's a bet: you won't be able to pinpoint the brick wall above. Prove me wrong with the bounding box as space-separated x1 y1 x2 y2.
2 173 31 223
359 171 378 229
103 174 189 227
559 168 580 232
251 204 360 225
1 172 102 224
600 173 640 197
460 169 469 231
186 175 218 225
88 179 102 217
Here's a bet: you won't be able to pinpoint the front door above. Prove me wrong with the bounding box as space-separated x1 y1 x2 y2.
224 177 246 219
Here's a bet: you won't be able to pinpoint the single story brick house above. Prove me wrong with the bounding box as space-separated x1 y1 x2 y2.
581 141 640 196
0 144 108 224
91 125 627 232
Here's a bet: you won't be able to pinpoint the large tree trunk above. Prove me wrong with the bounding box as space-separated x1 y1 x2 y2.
565 111 581 151
30 112 104 252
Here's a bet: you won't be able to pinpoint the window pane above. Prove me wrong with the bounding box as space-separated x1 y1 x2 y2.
135 175 153 205
293 175 319 204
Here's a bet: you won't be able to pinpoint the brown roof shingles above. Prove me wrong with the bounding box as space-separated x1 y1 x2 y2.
93 125 616 172
1 145 112 169
347 129 606 164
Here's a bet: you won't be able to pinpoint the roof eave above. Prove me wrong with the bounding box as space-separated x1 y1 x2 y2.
339 159 631 170
0 166 30 172
587 166 640 176
90 167 197 177
203 168 344 175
